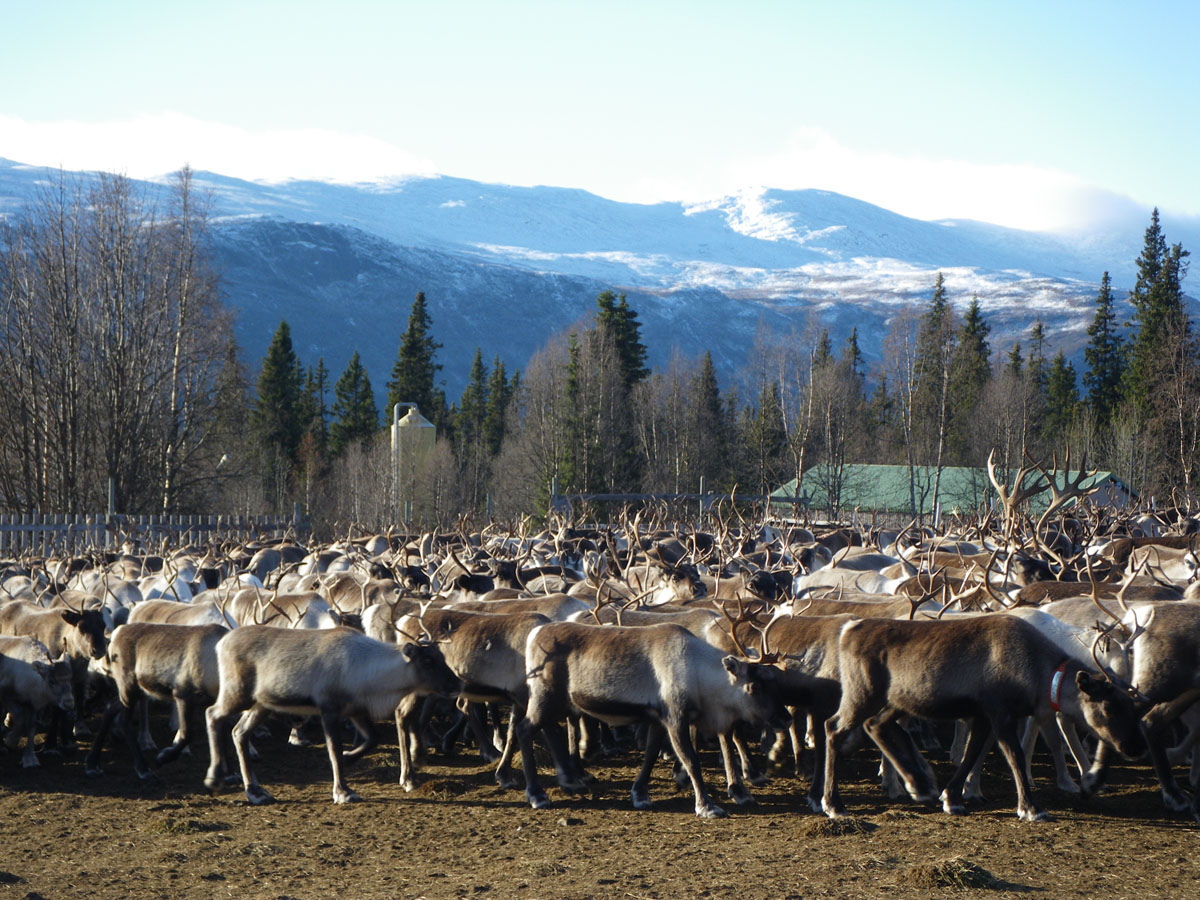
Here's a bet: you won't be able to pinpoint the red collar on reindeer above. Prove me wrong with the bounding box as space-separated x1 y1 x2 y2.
1049 660 1069 713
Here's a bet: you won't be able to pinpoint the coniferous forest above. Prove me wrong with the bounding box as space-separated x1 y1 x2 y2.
0 171 1195 533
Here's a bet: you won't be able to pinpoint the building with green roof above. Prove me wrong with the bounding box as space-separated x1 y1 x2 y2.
770 464 1134 520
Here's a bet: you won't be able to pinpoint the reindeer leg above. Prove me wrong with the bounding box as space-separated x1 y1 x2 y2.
823 704 869 818
18 703 39 768
732 725 769 786
992 714 1047 821
1033 714 1081 793
631 723 665 810
321 711 361 804
803 707 834 813
463 702 501 763
869 715 937 803
157 697 191 767
718 731 753 806
395 695 421 791
1084 737 1118 795
665 719 724 818
1167 705 1200 766
231 707 273 804
511 703 552 809
962 730 996 802
343 716 376 760
789 717 807 776
493 705 520 790
541 721 589 794
1141 697 1199 813
120 702 152 780
136 697 157 753
940 716 991 816
84 699 121 777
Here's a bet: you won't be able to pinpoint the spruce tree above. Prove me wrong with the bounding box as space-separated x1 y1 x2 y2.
691 350 728 488
298 358 330 460
843 327 864 380
1027 320 1048 393
456 349 488 452
813 329 834 369
949 294 991 454
746 381 787 495
595 290 649 390
482 356 513 457
329 351 379 456
912 273 958 502
1044 351 1080 443
1006 342 1023 376
1083 271 1125 427
253 320 305 466
1124 209 1191 412
386 291 443 424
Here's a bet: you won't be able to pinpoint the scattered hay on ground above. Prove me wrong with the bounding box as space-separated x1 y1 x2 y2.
797 816 879 837
902 857 1002 890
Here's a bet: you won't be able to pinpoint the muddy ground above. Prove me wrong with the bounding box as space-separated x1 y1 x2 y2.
1 720 1197 900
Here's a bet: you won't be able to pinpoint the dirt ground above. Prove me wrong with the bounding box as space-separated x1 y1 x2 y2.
1 719 1198 900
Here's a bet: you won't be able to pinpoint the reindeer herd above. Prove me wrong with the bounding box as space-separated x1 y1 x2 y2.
2 453 1200 828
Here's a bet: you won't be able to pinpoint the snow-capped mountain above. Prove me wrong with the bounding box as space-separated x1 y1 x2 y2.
1 158 1195 398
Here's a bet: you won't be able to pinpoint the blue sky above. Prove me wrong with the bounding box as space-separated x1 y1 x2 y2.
3 0 1197 230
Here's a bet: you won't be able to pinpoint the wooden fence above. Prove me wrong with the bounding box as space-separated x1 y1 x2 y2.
0 512 308 557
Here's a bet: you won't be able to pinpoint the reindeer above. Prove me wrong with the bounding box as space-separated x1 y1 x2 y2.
0 599 108 745
523 620 789 817
822 614 1147 821
394 607 555 806
85 622 227 778
203 625 460 805
0 636 75 767
1081 601 1200 821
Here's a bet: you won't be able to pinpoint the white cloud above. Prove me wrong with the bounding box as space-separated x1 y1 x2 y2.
630 127 1144 233
0 116 1148 233
0 113 438 184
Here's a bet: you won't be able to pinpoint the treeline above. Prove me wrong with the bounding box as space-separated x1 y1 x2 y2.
2 173 1193 527
0 169 240 514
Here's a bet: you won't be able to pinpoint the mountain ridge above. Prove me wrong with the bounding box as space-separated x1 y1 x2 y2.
0 157 1195 399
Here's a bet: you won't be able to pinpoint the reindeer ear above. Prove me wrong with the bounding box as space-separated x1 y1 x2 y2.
1076 671 1108 698
721 656 743 679
60 610 82 626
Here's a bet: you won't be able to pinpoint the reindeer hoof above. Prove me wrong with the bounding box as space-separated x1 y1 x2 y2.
73 722 92 739
527 791 552 810
748 772 771 787
631 788 652 810
21 756 40 769
821 800 847 819
729 785 755 806
1163 789 1191 812
156 747 180 767
135 766 153 781
941 792 966 816
85 762 103 778
696 803 727 819
1019 807 1050 822
496 772 520 791
1056 779 1081 795
333 789 362 804
246 787 274 805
